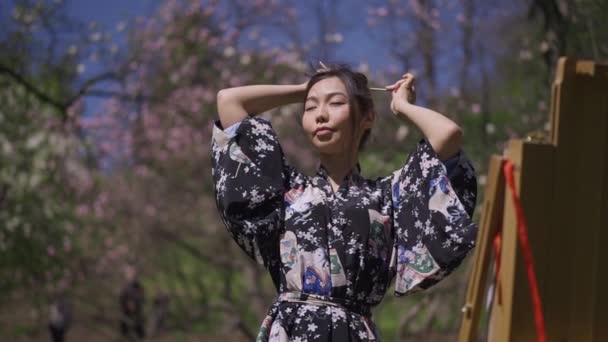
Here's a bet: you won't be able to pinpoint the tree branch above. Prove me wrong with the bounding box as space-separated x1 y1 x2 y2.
65 72 124 107
0 62 134 121
0 62 66 112
85 89 155 103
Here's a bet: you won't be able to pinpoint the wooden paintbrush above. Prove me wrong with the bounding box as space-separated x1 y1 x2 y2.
369 86 417 103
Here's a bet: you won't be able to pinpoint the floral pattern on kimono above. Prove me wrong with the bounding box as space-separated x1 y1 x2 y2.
211 116 478 341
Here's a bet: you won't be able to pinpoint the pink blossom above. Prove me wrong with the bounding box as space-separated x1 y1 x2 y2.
229 76 242 86
409 0 425 19
186 1 201 16
105 237 113 247
202 89 215 103
471 103 481 114
198 28 210 41
134 165 150 177
145 204 156 217
63 238 72 252
76 205 90 216
538 100 547 111
457 13 466 24
203 6 215 17
99 141 114 154
79 115 113 129
67 99 84 118
376 7 388 17
159 0 179 21
208 37 219 47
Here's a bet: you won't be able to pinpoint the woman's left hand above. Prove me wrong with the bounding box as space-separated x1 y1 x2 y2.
386 73 416 115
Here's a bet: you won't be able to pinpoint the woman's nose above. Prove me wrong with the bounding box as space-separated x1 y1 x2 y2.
315 105 329 123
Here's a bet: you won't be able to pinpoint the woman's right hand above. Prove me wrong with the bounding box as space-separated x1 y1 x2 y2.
386 73 416 115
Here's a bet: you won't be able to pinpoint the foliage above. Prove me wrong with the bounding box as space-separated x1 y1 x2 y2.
1 0 606 340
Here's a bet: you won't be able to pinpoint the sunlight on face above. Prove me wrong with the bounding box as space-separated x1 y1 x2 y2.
302 77 362 155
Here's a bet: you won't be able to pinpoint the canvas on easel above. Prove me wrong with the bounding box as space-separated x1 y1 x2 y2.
458 57 608 342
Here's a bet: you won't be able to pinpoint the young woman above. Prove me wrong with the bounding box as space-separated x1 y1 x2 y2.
211 63 477 341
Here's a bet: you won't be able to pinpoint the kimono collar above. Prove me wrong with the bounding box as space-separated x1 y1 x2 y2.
315 162 363 185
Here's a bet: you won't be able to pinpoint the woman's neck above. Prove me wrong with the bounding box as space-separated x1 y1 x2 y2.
319 152 358 192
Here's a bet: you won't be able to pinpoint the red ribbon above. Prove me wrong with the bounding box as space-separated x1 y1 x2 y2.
503 160 547 342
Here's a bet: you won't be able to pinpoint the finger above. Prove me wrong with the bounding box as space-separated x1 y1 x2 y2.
385 81 398 88
388 81 406 91
397 79 409 89
403 74 415 83
385 79 405 90
396 81 409 94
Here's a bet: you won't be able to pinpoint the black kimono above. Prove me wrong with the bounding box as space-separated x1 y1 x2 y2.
211 116 477 341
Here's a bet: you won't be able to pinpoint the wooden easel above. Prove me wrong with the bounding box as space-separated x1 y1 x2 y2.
458 57 608 342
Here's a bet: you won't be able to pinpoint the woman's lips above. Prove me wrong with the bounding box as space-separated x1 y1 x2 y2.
315 128 334 137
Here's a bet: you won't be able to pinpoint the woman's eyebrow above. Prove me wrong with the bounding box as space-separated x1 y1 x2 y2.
305 92 347 102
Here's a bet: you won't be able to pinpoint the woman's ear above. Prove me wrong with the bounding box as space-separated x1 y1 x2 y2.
361 110 375 129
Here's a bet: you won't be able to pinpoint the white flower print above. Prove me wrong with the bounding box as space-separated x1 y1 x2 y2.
211 118 477 341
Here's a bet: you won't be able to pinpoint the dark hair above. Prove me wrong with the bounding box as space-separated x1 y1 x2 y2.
304 63 375 150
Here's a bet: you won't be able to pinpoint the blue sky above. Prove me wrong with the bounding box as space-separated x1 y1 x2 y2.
3 0 162 117
1 0 412 117
64 0 161 117
63 0 392 73
66 0 159 26
59 0 392 116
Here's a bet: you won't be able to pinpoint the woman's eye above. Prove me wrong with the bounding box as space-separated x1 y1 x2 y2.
331 102 345 106
305 106 316 111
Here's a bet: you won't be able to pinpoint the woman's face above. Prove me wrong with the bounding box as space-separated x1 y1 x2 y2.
302 76 371 155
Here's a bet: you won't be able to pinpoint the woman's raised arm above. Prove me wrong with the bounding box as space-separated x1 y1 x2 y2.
217 83 307 128
387 74 462 161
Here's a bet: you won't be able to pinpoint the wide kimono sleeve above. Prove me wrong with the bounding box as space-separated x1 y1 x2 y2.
390 139 478 296
211 116 298 273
